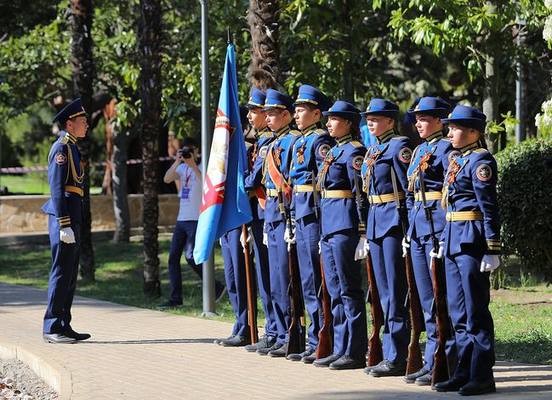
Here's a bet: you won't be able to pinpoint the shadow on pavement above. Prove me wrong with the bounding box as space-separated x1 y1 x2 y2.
81 338 217 345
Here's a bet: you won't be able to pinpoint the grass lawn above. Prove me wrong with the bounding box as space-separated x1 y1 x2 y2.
0 173 102 195
0 239 550 365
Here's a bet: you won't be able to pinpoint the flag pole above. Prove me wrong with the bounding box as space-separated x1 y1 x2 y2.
200 0 216 317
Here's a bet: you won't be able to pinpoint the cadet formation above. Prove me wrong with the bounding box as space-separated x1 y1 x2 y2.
217 87 500 397
43 90 500 397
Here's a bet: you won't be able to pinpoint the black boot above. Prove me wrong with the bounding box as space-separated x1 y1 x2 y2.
313 354 341 368
458 379 496 396
329 355 365 370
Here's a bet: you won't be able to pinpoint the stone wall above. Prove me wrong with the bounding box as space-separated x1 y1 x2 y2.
0 194 179 235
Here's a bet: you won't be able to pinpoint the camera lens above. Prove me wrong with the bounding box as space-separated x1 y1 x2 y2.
179 146 192 159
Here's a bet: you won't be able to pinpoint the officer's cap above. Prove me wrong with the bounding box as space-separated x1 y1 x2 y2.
246 88 266 110
294 85 331 112
410 96 451 119
361 98 399 118
263 89 294 113
323 100 361 125
441 104 486 133
52 98 87 125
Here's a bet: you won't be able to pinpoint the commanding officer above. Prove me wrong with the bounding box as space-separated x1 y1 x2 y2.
261 89 302 357
243 88 278 353
285 85 334 364
41 98 91 344
313 100 368 370
403 97 455 385
361 98 413 376
433 105 499 396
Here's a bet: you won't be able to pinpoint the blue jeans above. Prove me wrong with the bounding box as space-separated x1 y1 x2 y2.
168 220 222 304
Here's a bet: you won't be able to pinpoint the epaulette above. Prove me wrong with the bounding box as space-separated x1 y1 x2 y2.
390 135 409 141
350 140 363 148
261 131 273 138
474 148 488 154
315 128 327 135
290 129 302 136
60 136 70 144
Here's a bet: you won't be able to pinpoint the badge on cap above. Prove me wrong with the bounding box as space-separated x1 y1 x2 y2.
352 155 364 171
55 152 67 165
476 164 492 182
398 147 413 164
318 144 331 159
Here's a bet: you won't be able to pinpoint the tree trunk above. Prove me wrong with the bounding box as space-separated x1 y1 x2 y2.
101 100 114 195
111 115 131 243
483 51 500 153
342 0 354 101
139 0 162 298
247 0 281 89
70 0 95 282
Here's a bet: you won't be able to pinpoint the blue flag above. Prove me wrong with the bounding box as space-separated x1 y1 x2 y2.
193 44 252 264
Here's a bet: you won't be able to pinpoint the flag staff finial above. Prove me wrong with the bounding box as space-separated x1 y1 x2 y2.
227 29 233 45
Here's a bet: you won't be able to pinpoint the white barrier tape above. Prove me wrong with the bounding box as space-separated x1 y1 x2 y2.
0 156 177 174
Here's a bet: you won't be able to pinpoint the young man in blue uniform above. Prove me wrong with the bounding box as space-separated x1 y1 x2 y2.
41 98 91 344
403 97 456 385
261 89 302 357
286 85 335 363
313 100 368 370
243 88 279 353
433 105 500 396
361 98 413 376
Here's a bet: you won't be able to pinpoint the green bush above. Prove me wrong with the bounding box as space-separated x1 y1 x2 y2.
496 139 552 282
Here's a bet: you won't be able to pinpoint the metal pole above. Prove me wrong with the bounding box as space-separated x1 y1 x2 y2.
200 0 216 317
515 17 527 144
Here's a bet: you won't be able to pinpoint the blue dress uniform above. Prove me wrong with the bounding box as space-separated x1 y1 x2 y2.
41 99 86 339
243 88 278 350
435 105 499 395
361 99 413 373
405 97 456 379
220 226 250 343
262 89 302 354
289 85 335 358
315 101 368 369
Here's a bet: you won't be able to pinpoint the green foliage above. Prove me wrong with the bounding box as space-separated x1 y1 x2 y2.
496 139 552 282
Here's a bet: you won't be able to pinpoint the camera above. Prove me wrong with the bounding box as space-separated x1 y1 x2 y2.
178 146 193 159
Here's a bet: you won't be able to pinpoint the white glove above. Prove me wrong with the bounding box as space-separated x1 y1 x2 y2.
240 226 253 252
430 242 445 259
263 232 268 246
480 254 500 273
354 235 369 261
401 237 410 258
59 227 76 244
318 241 322 255
284 225 296 245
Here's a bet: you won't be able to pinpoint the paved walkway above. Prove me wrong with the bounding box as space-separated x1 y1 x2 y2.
0 282 551 400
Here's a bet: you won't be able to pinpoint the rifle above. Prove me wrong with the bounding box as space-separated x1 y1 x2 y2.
390 168 423 375
241 224 258 344
418 173 451 384
311 171 332 359
278 191 305 356
353 173 383 367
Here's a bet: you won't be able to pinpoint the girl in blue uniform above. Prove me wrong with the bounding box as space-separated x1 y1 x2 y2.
433 105 499 396
313 100 368 370
361 98 413 377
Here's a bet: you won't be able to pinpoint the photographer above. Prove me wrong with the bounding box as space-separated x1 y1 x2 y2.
158 137 225 308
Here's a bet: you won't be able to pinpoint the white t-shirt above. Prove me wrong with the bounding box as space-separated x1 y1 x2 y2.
176 163 202 221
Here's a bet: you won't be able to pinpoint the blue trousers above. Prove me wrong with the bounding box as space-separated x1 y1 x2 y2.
445 247 494 382
411 235 456 370
321 229 367 359
295 214 322 350
250 217 277 339
221 227 249 337
168 220 223 304
266 220 291 345
368 228 409 363
44 217 80 334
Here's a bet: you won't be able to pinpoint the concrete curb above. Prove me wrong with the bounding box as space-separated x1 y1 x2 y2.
0 341 72 400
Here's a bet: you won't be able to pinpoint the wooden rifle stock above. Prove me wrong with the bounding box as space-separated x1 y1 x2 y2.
365 252 384 366
316 259 332 359
431 253 450 384
389 168 423 374
242 225 258 344
404 252 424 374
287 242 305 355
418 170 452 384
